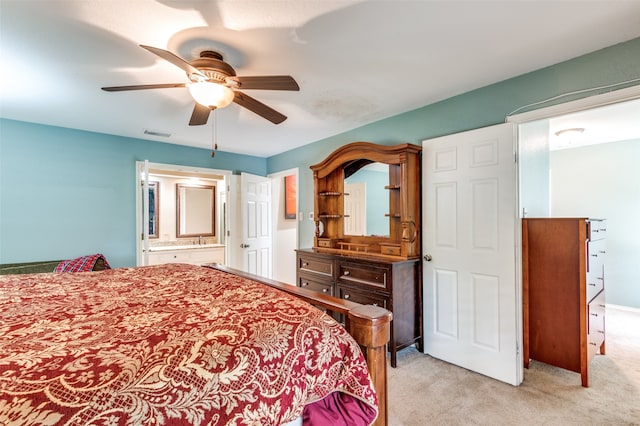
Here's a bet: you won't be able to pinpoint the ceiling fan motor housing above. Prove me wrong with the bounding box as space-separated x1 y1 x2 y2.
189 51 236 84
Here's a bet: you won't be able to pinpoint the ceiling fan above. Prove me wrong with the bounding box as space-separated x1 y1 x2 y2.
102 45 300 126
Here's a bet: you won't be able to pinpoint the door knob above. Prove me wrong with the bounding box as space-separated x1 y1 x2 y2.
423 254 433 262
240 243 250 248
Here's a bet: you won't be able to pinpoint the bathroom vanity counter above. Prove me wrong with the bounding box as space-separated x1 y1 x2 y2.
147 244 225 265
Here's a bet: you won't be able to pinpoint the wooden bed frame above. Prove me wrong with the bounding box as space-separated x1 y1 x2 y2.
206 264 392 426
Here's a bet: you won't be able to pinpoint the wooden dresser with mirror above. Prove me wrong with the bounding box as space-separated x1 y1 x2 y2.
296 142 422 367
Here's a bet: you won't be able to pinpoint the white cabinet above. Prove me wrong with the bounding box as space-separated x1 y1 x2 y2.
148 246 225 266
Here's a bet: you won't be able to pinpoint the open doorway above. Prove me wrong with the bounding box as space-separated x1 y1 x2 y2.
136 161 231 267
516 96 640 310
268 168 299 285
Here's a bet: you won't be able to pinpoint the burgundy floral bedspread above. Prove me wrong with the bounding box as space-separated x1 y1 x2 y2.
0 264 377 425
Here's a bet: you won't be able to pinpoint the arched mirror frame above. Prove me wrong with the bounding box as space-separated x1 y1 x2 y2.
310 142 421 259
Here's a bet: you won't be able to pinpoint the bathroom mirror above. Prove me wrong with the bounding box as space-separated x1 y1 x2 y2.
176 184 216 238
343 163 389 237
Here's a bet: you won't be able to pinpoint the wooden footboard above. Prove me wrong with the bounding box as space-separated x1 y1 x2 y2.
206 264 392 426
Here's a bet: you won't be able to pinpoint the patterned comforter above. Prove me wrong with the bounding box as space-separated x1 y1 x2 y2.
0 264 377 425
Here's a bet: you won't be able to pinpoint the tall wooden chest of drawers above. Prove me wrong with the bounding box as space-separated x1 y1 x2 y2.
522 218 606 387
296 249 422 368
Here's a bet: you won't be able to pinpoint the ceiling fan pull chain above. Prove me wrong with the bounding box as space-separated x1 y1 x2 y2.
211 109 218 158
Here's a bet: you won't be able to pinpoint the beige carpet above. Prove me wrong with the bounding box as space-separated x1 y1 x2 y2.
387 305 640 425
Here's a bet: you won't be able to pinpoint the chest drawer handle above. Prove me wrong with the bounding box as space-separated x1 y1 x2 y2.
344 294 350 300
589 342 597 346
322 288 328 293
588 283 596 286
590 254 598 257
302 262 309 267
590 313 599 317
302 282 309 287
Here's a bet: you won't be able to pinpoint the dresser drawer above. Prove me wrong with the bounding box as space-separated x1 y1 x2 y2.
338 261 389 290
587 239 606 274
586 272 604 304
587 291 605 360
588 219 606 241
337 285 387 308
298 274 333 296
298 254 333 277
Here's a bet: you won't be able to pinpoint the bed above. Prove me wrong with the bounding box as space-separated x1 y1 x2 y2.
0 263 391 425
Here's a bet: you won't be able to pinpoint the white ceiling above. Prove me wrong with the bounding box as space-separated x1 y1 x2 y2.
1 1 640 157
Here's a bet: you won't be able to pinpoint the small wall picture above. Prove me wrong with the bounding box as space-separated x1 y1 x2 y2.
284 174 296 219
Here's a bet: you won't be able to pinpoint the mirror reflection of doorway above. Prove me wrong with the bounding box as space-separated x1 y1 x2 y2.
344 182 366 236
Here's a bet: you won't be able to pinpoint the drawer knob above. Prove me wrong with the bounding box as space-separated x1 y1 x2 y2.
588 283 596 286
302 282 309 287
302 262 308 267
590 313 598 317
344 294 350 300
591 254 598 257
322 288 328 293
589 342 597 346
343 270 350 276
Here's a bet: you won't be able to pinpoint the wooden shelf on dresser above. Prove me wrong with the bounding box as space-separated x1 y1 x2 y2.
522 217 606 387
297 249 422 368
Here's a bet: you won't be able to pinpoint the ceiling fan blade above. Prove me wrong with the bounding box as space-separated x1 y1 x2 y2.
230 76 299 91
233 91 287 124
189 103 213 126
101 83 186 92
140 45 206 80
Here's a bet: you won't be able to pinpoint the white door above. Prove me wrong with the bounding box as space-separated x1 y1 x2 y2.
241 172 272 278
422 123 521 385
344 182 366 236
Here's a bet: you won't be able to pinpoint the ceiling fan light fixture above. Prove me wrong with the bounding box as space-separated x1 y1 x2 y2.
554 127 585 138
188 82 234 108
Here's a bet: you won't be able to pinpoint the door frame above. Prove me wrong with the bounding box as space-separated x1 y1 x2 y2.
507 84 640 377
506 84 640 124
135 161 232 266
267 168 299 284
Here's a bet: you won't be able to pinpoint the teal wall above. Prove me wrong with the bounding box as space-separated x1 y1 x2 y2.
0 120 266 266
1 38 639 274
267 37 640 249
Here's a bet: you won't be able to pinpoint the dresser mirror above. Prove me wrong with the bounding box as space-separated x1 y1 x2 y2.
311 142 421 259
176 184 216 238
343 162 389 237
